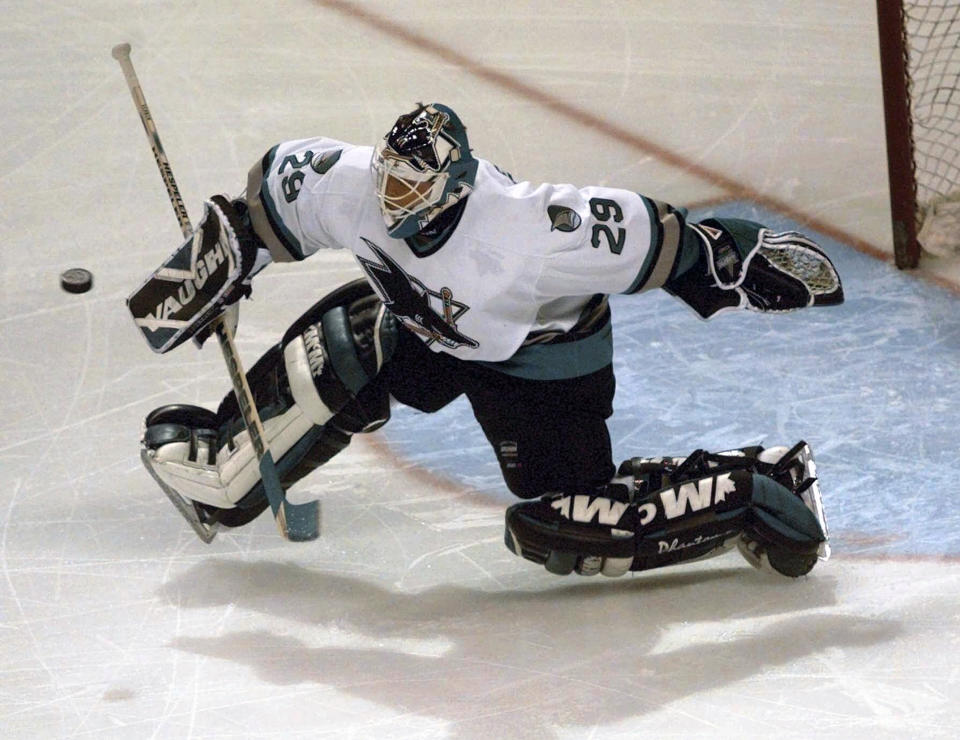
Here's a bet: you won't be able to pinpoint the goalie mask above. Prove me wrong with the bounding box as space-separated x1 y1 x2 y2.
372 103 479 239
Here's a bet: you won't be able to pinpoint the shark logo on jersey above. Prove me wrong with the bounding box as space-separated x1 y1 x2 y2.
357 238 479 349
310 149 342 174
547 205 582 232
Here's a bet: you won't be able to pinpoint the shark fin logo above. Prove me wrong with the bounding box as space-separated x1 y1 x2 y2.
310 148 342 174
547 205 582 232
357 238 479 350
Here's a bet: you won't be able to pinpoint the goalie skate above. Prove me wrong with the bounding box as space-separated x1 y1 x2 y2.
791 443 830 560
737 441 831 575
759 441 830 560
140 448 219 543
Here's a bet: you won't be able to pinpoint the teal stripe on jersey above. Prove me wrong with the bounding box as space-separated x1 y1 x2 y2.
477 319 613 380
623 195 664 294
259 146 308 261
623 197 691 294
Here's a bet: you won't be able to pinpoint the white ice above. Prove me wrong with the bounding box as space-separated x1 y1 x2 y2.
2 2 959 738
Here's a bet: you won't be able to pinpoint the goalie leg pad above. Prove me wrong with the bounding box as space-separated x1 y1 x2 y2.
141 279 395 527
282 278 397 428
505 472 751 577
505 443 828 578
143 397 324 515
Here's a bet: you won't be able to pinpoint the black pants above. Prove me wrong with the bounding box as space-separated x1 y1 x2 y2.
378 325 617 498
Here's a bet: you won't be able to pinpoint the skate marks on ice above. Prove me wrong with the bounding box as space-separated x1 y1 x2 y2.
158 559 909 740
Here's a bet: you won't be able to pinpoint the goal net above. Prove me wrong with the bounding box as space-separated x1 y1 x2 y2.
877 0 960 266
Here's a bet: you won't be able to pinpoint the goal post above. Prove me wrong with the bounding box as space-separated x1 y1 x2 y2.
877 0 919 268
876 0 960 268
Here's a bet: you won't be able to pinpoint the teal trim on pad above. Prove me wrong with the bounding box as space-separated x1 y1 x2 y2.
320 307 370 395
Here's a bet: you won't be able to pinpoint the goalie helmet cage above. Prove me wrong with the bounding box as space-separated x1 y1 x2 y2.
877 0 960 268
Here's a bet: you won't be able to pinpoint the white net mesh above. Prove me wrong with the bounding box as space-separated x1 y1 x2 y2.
918 194 960 255
760 234 842 296
904 1 960 255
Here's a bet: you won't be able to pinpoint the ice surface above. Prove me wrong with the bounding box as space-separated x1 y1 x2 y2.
2 2 959 738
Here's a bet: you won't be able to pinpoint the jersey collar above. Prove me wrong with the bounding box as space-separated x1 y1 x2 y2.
402 197 468 257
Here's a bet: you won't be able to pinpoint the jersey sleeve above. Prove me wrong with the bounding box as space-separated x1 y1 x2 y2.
534 183 690 297
245 138 348 262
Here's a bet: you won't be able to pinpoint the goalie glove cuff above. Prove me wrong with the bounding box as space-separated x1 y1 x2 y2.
690 218 750 289
207 195 268 302
188 196 272 348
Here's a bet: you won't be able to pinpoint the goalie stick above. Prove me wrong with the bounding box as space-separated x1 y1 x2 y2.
112 42 320 542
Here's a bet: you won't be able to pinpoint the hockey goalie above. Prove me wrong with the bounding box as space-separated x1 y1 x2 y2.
132 102 841 578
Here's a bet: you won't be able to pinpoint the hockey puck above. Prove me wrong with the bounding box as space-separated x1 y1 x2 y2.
60 268 93 294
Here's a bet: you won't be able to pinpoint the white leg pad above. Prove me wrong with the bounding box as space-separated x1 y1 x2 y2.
283 329 338 427
144 405 315 509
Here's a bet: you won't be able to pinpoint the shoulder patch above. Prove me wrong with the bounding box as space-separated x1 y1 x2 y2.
547 205 582 233
311 148 342 174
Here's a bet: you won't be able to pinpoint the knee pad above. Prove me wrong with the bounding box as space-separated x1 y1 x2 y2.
218 277 396 432
141 278 396 517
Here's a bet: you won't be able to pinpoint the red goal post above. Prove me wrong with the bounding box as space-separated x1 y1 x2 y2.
877 0 960 268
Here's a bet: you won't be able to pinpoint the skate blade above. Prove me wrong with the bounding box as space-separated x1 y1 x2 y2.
140 449 219 543
795 445 830 560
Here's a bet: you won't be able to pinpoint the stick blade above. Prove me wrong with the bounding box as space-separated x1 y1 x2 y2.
259 452 321 542
282 500 322 542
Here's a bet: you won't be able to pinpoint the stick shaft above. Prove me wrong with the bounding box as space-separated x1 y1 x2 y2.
113 43 316 540
112 44 191 238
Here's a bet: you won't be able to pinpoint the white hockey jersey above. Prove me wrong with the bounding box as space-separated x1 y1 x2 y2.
246 137 686 378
